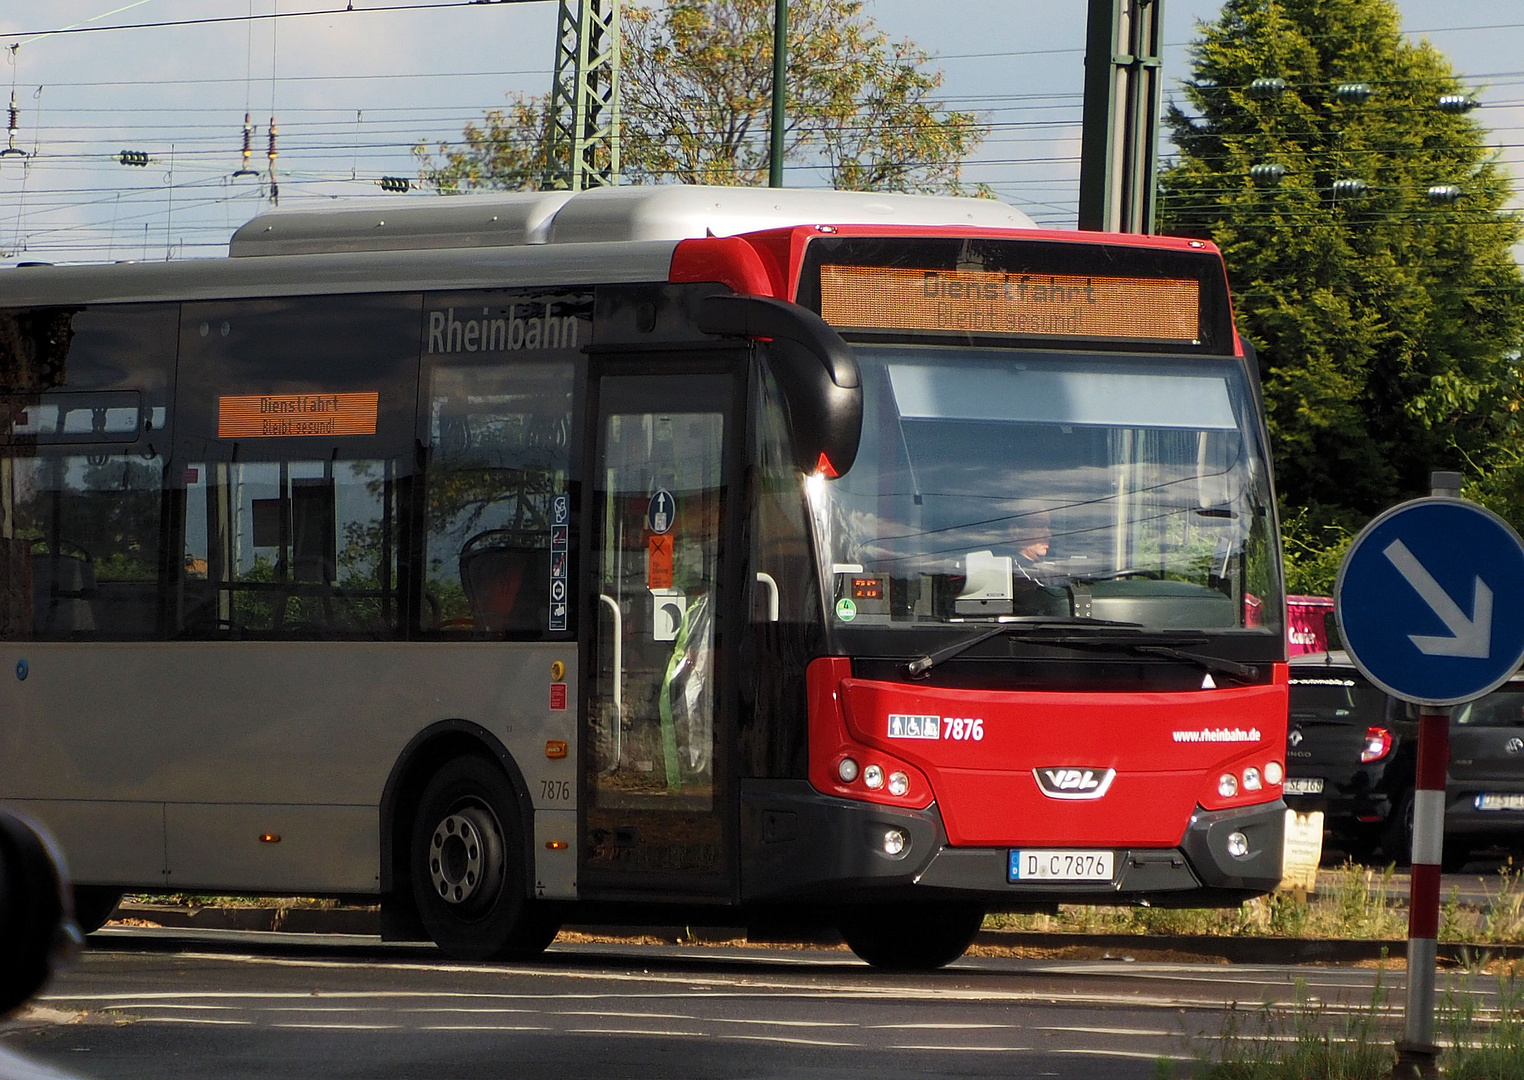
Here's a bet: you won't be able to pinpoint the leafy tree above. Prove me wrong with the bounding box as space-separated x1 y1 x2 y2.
416 0 984 194
1158 0 1524 544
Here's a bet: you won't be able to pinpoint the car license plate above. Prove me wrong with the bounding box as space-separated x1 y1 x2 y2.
1476 793 1524 811
1283 777 1324 795
1009 850 1114 882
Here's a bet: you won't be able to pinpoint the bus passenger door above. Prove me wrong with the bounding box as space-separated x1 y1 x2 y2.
582 369 739 900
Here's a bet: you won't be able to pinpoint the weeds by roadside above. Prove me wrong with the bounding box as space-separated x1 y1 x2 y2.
984 861 1524 946
1441 967 1524 1079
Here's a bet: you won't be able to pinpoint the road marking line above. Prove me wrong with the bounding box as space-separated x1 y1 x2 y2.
132 1017 252 1026
707 1019 856 1028
563 1028 704 1038
552 1011 696 1020
1036 1026 1175 1036
715 1034 860 1047
1048 1049 1193 1061
271 1023 402 1031
418 1025 550 1032
870 1023 1010 1030
890 1045 1031 1052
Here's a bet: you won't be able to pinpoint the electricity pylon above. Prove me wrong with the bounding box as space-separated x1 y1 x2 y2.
543 0 621 191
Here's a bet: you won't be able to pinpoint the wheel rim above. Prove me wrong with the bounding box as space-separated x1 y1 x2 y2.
428 805 501 909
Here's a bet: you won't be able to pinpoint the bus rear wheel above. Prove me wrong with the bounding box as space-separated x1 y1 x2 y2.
410 755 559 961
838 902 985 971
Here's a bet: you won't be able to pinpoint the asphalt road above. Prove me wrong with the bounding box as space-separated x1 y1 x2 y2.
3 927 1497 1080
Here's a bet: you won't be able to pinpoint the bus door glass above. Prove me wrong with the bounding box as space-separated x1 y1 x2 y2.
584 371 736 892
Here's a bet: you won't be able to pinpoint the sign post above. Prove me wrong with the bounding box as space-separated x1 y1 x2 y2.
1334 472 1524 1079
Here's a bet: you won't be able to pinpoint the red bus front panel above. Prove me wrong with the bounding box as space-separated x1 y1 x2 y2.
809 657 1288 847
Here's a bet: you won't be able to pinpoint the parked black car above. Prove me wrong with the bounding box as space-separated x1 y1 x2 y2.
1287 651 1524 869
1286 651 1411 861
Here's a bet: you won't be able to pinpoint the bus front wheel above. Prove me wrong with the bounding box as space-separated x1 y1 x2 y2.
838 902 985 970
410 756 559 961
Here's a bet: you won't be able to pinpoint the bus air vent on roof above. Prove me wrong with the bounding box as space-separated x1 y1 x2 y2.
228 187 1035 257
228 192 576 257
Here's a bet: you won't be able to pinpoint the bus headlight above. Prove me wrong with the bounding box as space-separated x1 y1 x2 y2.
1227 831 1250 858
1218 772 1238 798
863 764 884 790
887 771 909 797
1242 767 1262 791
837 758 860 783
882 828 907 856
1265 761 1284 785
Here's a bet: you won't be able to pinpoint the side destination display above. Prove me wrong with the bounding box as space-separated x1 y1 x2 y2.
818 265 1200 342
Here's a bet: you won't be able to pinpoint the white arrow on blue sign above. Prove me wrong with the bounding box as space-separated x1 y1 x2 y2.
1335 497 1524 706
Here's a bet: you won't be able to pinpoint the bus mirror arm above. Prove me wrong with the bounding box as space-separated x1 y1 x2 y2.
697 294 863 477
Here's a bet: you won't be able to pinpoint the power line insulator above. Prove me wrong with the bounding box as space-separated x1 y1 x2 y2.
1426 184 1463 205
1436 94 1478 114
2 89 26 158
233 112 258 178
1245 77 1287 101
1331 178 1369 199
118 150 150 167
1249 163 1287 185
1332 83 1373 105
380 176 412 193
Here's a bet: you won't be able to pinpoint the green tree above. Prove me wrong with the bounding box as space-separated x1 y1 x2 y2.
1158 0 1524 543
416 0 984 194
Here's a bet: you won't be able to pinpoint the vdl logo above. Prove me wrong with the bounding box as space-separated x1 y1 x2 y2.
1034 767 1116 800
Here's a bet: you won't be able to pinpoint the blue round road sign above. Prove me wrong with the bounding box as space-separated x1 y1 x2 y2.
1335 498 1524 706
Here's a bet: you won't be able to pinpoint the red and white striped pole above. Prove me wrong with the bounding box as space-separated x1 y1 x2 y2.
1396 705 1448 1075
1395 469 1462 1079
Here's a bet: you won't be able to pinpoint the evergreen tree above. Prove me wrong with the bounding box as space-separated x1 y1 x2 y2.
1158 0 1524 540
416 0 983 194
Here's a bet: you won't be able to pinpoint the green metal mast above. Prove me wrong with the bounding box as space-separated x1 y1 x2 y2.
545 0 622 191
1077 0 1163 233
769 0 787 188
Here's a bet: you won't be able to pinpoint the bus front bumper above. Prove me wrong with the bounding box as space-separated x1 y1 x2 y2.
740 780 1285 907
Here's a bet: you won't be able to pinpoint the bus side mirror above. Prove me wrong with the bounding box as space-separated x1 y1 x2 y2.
0 809 81 1017
697 293 863 477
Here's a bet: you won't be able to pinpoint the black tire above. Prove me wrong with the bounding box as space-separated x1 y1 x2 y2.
1440 845 1472 874
410 756 560 961
72 887 122 934
1382 792 1415 867
838 902 985 971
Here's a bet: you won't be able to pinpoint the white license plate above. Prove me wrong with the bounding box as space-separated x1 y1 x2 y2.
1283 777 1324 795
1476 793 1524 811
1009 850 1114 882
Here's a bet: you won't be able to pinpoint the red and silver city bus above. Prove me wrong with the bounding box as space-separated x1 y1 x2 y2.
0 186 1288 969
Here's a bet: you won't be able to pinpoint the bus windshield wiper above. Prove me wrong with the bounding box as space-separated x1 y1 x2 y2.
906 621 1258 683
905 617 1142 679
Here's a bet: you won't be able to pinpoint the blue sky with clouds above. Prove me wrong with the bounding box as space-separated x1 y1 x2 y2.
0 0 1519 263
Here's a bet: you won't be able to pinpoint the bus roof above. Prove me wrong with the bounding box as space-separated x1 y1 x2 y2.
226 186 1038 257
0 186 1039 307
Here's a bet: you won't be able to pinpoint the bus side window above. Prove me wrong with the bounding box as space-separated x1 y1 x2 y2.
1 305 175 641
171 294 418 640
748 363 818 625
740 358 823 780
422 358 573 637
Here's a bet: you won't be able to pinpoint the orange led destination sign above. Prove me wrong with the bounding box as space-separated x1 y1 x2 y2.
218 392 379 439
819 265 1201 342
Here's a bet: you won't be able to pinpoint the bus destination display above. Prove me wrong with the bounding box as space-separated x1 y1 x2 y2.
818 265 1201 342
218 391 379 438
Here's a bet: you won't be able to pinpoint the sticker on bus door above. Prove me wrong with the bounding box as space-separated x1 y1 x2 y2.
549 494 569 631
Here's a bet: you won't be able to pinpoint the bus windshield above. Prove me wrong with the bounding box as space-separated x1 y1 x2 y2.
810 345 1282 634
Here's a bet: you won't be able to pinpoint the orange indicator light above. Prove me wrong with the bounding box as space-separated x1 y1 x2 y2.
545 740 568 759
545 840 569 850
259 833 281 844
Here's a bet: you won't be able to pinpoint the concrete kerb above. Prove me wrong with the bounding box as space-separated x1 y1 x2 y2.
105 903 1524 964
